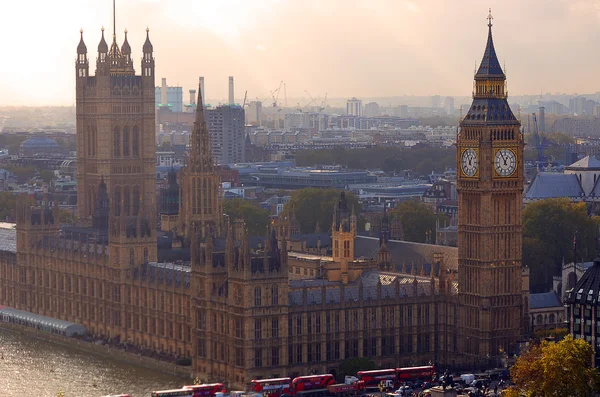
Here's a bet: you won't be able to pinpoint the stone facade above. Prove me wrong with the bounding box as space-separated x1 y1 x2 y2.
0 12 529 390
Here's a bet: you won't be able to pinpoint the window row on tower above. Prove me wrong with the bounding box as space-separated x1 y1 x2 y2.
113 126 141 158
113 185 142 216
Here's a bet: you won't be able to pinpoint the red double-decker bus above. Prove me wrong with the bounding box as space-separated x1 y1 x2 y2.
182 383 227 397
287 374 335 397
249 378 292 397
151 389 193 397
397 366 436 382
356 369 399 389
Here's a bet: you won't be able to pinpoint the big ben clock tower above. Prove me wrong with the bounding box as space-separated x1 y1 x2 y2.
457 10 524 365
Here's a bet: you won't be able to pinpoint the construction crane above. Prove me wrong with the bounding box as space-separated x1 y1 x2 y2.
532 112 545 171
318 93 328 112
242 91 248 108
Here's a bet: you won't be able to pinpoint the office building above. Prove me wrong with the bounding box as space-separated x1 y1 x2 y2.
206 105 246 164
346 98 362 117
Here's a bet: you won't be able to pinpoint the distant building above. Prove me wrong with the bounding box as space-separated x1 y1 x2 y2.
19 137 61 158
155 78 183 112
206 105 246 164
551 118 600 137
364 102 380 118
284 113 310 130
431 95 441 109
444 97 455 116
246 101 262 125
346 97 362 117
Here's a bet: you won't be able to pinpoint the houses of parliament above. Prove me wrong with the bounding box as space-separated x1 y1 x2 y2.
0 10 529 388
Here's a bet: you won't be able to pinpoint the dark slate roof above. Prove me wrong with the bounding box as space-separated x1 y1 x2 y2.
566 258 600 305
462 98 519 126
354 236 458 270
525 173 584 199
134 261 190 288
20 137 59 148
475 25 505 79
530 291 562 310
290 233 332 248
288 270 439 307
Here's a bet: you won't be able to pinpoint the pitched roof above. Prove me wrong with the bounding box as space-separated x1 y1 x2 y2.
475 24 505 79
530 291 562 309
525 172 584 199
354 235 458 270
566 155 600 170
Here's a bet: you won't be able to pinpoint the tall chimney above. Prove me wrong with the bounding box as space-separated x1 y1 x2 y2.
189 89 197 105
228 76 234 105
161 78 167 106
199 76 205 104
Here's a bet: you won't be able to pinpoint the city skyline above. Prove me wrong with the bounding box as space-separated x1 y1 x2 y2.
3 0 600 106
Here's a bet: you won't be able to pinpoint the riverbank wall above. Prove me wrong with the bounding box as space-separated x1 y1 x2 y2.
0 322 193 379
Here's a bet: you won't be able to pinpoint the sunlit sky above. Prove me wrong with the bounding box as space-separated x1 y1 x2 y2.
2 0 600 106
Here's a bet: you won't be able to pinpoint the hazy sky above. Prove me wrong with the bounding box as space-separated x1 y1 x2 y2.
2 0 600 106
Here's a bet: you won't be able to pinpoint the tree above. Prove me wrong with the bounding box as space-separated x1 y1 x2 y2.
338 357 377 380
58 209 74 224
0 192 16 221
284 188 362 234
507 335 600 396
223 198 270 236
389 200 447 244
39 170 54 184
523 198 599 292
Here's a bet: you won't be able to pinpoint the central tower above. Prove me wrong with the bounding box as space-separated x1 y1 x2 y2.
456 10 524 364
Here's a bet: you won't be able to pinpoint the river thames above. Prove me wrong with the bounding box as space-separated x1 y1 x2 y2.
0 328 187 397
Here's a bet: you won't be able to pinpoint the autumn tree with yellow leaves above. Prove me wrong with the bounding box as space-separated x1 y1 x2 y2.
505 335 600 396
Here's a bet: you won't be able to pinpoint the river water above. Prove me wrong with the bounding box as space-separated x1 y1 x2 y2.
0 328 187 397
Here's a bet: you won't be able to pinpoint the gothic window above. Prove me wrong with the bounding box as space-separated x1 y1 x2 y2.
254 319 262 339
132 126 140 157
129 249 134 266
254 287 262 306
144 248 148 263
123 186 131 216
271 286 279 305
343 240 350 257
123 126 130 156
113 186 121 216
132 185 141 215
113 126 120 157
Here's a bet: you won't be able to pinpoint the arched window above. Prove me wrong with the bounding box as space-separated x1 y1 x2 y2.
113 126 120 157
133 185 141 215
129 249 134 266
123 126 130 156
132 126 140 157
87 125 92 156
549 313 556 324
254 287 262 307
123 186 131 216
144 248 149 263
536 314 543 325
113 186 121 216
271 286 278 305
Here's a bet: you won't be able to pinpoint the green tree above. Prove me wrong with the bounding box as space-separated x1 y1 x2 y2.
5 165 36 183
284 188 362 234
0 192 16 221
508 335 600 396
389 200 447 243
223 198 270 236
523 198 599 292
338 357 377 380
58 209 74 224
39 170 54 184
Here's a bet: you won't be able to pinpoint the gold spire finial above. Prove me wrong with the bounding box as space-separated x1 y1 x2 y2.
80 28 83 34
124 28 128 35
146 27 150 33
487 8 493 27
101 26 105 32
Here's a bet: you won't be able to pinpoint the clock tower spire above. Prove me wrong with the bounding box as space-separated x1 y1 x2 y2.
456 10 525 367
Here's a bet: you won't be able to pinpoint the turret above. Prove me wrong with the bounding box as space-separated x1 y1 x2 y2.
142 28 154 80
96 27 108 75
121 29 132 66
76 29 89 79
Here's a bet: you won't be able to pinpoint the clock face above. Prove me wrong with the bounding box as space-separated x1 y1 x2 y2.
494 148 517 177
461 148 478 177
